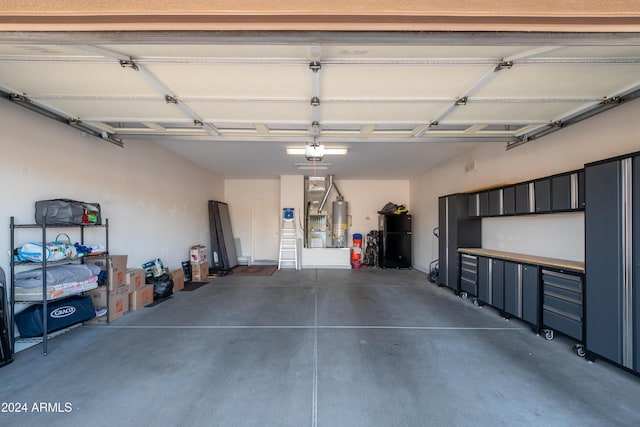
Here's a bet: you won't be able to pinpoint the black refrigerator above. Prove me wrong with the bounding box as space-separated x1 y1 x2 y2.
378 214 412 269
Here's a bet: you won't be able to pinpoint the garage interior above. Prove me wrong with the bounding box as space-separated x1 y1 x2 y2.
2 2 640 426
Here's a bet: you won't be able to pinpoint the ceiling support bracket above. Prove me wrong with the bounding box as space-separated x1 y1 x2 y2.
309 61 321 72
455 96 468 106
119 60 139 71
494 61 514 72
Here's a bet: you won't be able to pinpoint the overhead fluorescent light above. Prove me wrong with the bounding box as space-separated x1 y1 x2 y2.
286 147 307 155
295 162 331 170
296 165 330 170
286 146 348 155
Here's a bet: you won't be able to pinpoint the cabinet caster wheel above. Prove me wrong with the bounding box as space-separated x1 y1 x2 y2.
575 345 585 357
473 298 480 306
460 292 468 300
544 329 554 341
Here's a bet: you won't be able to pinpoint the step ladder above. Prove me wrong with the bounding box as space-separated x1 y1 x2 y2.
278 214 298 270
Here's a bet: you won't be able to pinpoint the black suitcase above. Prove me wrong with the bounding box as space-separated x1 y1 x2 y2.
15 295 96 338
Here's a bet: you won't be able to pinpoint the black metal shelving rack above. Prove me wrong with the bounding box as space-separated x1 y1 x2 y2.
9 216 109 356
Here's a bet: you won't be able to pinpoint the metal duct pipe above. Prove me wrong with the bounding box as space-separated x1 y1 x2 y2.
318 175 343 213
333 179 344 201
319 175 333 213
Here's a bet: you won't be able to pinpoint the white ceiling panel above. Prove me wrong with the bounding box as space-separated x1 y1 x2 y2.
0 62 158 96
474 64 640 98
190 101 311 122
0 44 97 57
444 101 587 123
144 63 309 98
2 32 640 179
101 44 312 60
321 101 443 123
533 46 640 59
321 45 530 60
321 65 491 98
40 99 186 121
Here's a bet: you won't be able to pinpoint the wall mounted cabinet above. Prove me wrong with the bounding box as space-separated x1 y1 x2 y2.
468 193 479 218
464 169 584 219
488 189 503 216
551 171 584 212
479 192 489 217
534 178 551 213
515 182 535 215
551 173 572 211
502 186 516 215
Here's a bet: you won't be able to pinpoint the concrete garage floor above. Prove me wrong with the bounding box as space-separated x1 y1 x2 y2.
2 268 640 427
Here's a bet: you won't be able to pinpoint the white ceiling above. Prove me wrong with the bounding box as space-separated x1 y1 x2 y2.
1 32 640 178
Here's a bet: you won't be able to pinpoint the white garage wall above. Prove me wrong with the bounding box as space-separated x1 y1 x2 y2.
0 100 224 275
225 177 410 260
224 179 281 262
336 179 410 241
410 97 640 272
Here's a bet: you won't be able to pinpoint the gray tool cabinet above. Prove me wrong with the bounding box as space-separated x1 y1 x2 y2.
458 248 585 355
585 152 640 373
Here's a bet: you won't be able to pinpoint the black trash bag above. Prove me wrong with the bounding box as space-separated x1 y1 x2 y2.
146 273 174 300
378 202 397 214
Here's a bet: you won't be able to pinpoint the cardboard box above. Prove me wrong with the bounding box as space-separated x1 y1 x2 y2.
125 268 146 292
191 261 209 282
170 268 184 292
85 255 128 290
129 284 154 311
87 286 129 322
190 245 207 264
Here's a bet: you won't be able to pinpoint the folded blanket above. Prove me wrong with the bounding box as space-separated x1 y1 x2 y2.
15 263 101 288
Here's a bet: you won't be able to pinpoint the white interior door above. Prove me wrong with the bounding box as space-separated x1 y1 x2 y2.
252 199 280 263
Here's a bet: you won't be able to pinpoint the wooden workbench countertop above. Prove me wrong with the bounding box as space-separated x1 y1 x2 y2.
458 248 584 273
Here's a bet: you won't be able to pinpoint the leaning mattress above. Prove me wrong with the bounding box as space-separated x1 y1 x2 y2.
14 276 99 302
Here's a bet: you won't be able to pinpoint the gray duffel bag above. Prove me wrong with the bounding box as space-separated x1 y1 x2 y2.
35 199 101 225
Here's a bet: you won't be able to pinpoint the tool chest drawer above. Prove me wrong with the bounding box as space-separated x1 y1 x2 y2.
542 268 584 342
460 254 478 295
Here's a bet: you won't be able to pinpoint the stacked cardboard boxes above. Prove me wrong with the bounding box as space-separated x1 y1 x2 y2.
126 268 154 311
190 245 207 264
129 284 154 310
85 255 128 290
190 245 209 282
125 268 146 292
87 287 129 322
86 255 129 322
